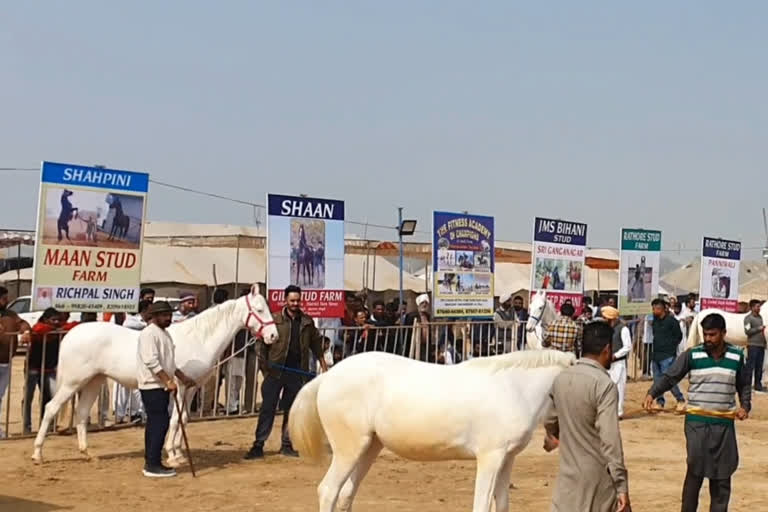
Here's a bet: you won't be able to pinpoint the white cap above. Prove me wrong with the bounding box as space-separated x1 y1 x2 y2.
499 292 512 304
416 293 430 306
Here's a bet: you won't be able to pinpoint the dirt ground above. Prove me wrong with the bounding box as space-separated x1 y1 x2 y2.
2 381 768 512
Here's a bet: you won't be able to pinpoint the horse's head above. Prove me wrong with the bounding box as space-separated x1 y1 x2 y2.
242 284 278 344
62 189 73 198
527 290 551 332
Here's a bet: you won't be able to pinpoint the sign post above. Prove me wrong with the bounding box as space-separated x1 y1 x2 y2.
530 217 587 312
32 161 149 312
618 229 662 315
432 211 494 318
266 194 345 317
699 237 741 312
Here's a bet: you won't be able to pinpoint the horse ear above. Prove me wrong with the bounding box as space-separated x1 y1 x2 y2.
250 284 258 296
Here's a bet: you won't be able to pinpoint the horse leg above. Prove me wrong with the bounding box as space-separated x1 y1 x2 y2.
75 376 106 460
165 387 181 465
472 450 507 512
493 454 516 512
317 436 372 512
31 380 80 463
337 436 383 512
166 386 193 467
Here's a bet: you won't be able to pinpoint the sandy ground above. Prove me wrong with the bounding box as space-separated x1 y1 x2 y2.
3 381 768 511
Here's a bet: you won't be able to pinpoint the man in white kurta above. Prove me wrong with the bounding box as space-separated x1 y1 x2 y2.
602 306 632 418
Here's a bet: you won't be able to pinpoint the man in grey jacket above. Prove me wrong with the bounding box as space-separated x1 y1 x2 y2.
744 299 766 392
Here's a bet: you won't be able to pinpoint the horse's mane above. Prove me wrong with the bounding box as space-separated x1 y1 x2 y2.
461 349 575 373
169 298 241 344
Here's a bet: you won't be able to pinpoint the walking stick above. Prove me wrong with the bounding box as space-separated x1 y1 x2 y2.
172 391 197 477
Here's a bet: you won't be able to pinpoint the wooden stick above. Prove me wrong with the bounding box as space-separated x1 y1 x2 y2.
173 392 197 477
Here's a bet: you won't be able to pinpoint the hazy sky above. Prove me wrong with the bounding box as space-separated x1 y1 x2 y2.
3 2 766 260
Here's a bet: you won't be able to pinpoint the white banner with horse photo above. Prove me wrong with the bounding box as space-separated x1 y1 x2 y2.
266 193 345 318
699 237 741 312
32 161 149 312
618 228 661 316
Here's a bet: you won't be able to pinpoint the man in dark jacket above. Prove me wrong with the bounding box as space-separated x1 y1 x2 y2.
244 285 327 459
650 298 686 412
22 307 62 433
744 299 766 391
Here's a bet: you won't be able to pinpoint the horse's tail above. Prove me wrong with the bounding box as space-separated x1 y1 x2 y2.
687 314 700 348
288 372 328 465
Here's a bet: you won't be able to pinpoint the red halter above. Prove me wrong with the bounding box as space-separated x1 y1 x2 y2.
245 294 275 338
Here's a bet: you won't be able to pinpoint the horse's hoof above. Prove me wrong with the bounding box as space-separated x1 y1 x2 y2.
31 454 43 465
166 457 186 468
80 450 92 461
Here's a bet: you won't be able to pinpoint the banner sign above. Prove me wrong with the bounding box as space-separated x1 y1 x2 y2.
433 211 494 317
32 161 149 312
531 217 587 312
699 237 741 312
618 229 662 315
267 194 345 317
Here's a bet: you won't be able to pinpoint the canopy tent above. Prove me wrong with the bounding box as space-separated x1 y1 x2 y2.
0 230 35 249
739 278 768 302
1 221 622 300
661 260 768 296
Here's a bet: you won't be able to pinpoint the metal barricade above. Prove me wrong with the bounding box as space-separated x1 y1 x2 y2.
0 319 531 436
1 315 668 438
186 319 528 422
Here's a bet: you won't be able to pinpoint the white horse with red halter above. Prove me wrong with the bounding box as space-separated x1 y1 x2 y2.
31 285 278 465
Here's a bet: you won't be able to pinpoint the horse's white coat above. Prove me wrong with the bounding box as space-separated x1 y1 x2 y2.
289 349 575 512
687 307 768 349
525 290 559 350
31 287 278 464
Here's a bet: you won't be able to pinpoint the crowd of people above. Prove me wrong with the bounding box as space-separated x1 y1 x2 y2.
2 281 766 503
544 299 763 511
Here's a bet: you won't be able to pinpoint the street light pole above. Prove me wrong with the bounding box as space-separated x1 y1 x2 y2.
398 207 404 317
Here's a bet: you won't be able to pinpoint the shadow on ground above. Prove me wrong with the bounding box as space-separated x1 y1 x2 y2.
0 496 72 511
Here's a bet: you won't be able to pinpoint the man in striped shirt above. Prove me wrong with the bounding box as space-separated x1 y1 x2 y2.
643 313 750 512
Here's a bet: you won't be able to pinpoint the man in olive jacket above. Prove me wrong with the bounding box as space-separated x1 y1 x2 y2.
245 285 327 459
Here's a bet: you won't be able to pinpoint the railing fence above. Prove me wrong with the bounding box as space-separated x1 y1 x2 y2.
0 316 662 439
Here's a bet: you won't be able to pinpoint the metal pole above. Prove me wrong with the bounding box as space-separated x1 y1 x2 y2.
4 340 13 436
398 207 404 319
371 247 377 291
235 235 241 294
16 243 21 298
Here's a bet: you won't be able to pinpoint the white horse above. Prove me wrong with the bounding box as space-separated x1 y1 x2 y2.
289 349 575 512
32 286 278 464
687 307 768 349
525 290 559 349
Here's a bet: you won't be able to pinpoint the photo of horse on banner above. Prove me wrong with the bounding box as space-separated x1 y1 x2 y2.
533 259 583 293
291 220 326 288
40 186 144 249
